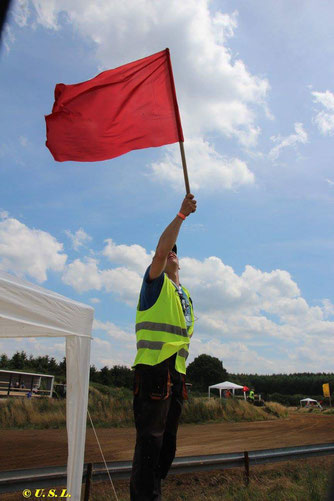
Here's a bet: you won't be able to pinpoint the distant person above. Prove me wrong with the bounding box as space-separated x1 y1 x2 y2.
14 381 19 388
26 391 32 398
20 382 25 389
249 389 255 403
130 194 197 501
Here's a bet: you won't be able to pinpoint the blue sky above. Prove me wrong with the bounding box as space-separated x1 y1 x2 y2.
0 0 333 374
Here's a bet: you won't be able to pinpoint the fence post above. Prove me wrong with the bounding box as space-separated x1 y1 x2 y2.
84 463 93 501
244 451 250 486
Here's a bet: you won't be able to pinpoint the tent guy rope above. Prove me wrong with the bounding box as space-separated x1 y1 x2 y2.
87 410 119 501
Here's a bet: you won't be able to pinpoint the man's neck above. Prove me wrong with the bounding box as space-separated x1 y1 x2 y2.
166 271 180 287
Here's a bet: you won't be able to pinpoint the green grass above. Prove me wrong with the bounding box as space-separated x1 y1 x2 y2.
181 397 288 424
1 454 333 501
0 387 288 429
87 457 334 501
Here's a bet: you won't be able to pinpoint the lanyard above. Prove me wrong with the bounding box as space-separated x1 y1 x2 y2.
169 279 191 325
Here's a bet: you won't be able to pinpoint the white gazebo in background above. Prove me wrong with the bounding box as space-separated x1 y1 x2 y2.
0 271 94 501
208 380 246 399
300 397 322 409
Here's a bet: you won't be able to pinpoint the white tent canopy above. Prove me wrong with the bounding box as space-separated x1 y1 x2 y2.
300 398 322 409
208 381 245 398
0 271 94 501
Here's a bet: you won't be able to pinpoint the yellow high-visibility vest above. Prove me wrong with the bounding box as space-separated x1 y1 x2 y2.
133 273 194 374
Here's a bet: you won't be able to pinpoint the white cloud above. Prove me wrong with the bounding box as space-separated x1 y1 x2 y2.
91 321 135 367
0 337 65 362
189 333 334 373
62 257 142 305
149 138 254 192
93 319 133 341
312 90 334 135
2 24 15 52
103 239 153 274
91 337 134 367
312 90 334 110
0 214 67 282
269 123 308 161
65 228 92 251
12 0 30 27
321 299 334 318
189 337 276 373
90 297 100 304
176 254 334 371
180 257 300 316
17 0 269 148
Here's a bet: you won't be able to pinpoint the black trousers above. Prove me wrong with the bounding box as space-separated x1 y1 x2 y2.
130 356 185 501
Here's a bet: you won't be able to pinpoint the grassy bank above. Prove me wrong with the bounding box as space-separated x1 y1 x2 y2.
2 457 333 501
88 457 334 501
0 386 288 429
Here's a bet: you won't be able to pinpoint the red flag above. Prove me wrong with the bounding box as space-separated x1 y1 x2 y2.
45 49 183 162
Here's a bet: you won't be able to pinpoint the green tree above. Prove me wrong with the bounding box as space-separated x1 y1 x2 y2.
90 365 98 382
0 353 9 368
9 351 28 370
99 366 112 386
110 365 133 389
57 357 66 377
187 354 227 392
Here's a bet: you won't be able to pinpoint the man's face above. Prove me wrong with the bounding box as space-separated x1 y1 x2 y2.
165 250 179 273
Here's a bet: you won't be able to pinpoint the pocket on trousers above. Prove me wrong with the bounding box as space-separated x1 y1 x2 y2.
149 366 171 400
134 364 171 400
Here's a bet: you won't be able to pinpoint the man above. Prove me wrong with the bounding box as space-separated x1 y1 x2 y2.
130 193 197 501
249 388 255 403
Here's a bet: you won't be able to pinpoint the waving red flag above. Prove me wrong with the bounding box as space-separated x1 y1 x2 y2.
45 49 183 162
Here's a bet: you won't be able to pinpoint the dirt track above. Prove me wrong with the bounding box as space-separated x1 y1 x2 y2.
1 413 333 471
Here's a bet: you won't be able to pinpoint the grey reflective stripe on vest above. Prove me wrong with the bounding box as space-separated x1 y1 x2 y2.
137 340 164 350
178 348 189 359
136 341 189 357
136 321 188 338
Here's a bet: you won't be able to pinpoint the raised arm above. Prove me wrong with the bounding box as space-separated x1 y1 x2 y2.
149 194 197 280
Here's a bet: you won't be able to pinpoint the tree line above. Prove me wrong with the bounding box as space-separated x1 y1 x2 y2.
1 351 333 397
229 372 334 398
0 351 132 388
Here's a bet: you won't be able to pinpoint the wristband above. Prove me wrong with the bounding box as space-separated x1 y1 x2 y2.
177 212 186 220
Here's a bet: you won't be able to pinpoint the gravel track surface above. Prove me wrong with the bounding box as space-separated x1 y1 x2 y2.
1 413 333 471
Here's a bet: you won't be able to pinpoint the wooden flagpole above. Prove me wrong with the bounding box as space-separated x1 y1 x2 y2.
166 48 191 195
179 141 190 195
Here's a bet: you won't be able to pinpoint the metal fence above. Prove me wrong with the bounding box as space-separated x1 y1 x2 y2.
0 442 333 495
